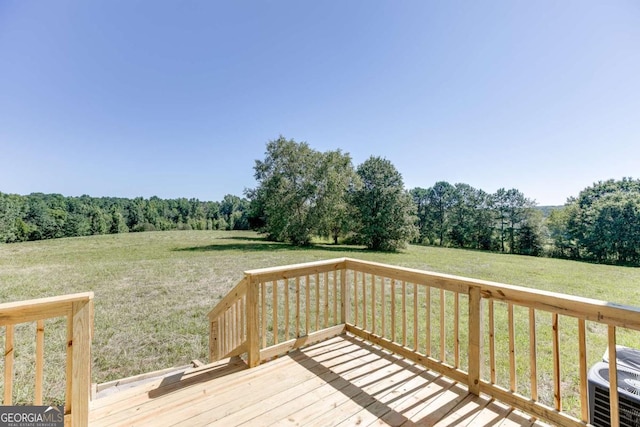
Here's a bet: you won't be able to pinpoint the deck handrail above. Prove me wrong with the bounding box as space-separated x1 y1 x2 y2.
208 257 640 427
1 292 94 427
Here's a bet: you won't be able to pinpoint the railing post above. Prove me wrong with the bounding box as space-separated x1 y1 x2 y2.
608 326 620 427
340 267 350 325
209 320 219 362
246 275 260 368
468 286 481 396
70 297 93 427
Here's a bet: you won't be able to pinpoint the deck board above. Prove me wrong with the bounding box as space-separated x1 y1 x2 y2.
89 334 549 427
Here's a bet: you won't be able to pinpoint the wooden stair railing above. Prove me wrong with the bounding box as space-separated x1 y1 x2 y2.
209 257 640 427
1 292 93 427
208 259 348 367
207 277 249 363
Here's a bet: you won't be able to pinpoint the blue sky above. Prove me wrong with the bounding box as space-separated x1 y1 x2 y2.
1 1 639 206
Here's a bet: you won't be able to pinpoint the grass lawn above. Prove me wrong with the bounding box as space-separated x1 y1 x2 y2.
2 230 640 407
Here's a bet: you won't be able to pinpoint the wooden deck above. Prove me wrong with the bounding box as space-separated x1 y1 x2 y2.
89 334 548 427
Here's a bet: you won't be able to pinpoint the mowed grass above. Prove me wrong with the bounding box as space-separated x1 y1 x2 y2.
2 230 640 408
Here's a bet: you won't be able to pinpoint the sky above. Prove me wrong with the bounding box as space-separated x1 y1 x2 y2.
1 1 639 206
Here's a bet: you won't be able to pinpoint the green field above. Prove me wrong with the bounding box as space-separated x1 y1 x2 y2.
2 230 640 406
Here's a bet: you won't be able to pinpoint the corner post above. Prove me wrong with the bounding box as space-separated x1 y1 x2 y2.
209 319 219 362
468 286 481 396
71 295 93 427
246 275 260 368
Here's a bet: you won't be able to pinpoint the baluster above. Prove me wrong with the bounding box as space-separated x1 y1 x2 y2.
296 277 301 337
371 274 376 334
324 272 329 328
489 300 496 384
509 303 516 392
425 286 431 357
354 271 359 327
402 281 407 347
4 325 14 405
273 281 278 345
413 283 418 351
305 275 310 335
529 308 538 401
552 313 561 411
241 295 246 342
440 289 445 362
35 320 45 405
362 272 367 331
284 279 290 341
391 280 396 342
333 270 338 325
454 292 460 368
578 318 588 422
340 268 349 325
261 282 267 348
232 301 237 350
315 273 320 332
381 277 386 338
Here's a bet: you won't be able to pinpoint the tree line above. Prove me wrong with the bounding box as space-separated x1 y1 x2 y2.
547 177 640 265
246 137 640 265
2 136 639 266
0 192 250 243
246 137 541 254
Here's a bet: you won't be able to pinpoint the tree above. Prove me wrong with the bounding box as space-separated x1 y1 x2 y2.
492 188 535 253
248 137 359 245
313 150 359 244
0 193 21 243
410 187 429 244
87 206 107 235
562 178 640 264
547 205 578 258
448 183 477 248
220 195 249 230
427 181 454 246
470 189 494 250
249 136 323 245
109 206 129 234
515 209 544 256
351 157 418 251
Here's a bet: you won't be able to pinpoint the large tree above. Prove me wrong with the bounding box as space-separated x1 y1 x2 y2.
0 193 22 243
250 136 321 245
563 178 640 264
313 150 359 244
427 181 454 246
447 183 476 248
492 188 536 254
248 137 357 246
409 187 429 244
351 157 417 251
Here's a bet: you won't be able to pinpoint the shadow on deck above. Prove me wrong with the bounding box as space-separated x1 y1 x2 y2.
89 334 547 427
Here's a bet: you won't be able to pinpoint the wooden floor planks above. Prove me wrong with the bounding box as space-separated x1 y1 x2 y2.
89 334 549 427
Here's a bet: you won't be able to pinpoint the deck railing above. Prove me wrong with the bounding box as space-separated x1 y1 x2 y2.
209 257 640 427
1 292 94 427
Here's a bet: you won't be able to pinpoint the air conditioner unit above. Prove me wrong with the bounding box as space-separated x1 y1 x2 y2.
603 346 640 372
588 361 640 427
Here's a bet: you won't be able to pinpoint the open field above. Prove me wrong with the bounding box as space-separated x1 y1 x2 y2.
2 230 640 407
